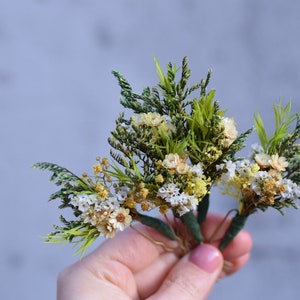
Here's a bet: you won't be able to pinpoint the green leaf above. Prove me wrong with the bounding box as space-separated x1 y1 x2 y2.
33 162 86 187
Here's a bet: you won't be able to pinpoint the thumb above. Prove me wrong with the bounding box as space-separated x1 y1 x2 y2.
149 244 223 300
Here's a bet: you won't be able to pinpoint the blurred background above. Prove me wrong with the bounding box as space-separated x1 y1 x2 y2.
1 1 300 299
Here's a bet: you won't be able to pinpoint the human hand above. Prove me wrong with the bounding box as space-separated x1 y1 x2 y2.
57 213 252 300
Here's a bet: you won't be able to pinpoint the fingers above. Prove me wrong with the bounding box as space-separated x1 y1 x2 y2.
147 244 223 300
87 223 179 274
57 213 252 300
221 252 251 277
202 213 252 263
134 251 179 298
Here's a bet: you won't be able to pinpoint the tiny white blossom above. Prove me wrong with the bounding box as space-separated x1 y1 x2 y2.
78 199 91 212
167 193 197 216
236 160 252 177
281 179 300 199
114 186 130 202
190 163 204 178
94 196 120 211
251 171 271 195
70 194 98 212
251 143 264 154
157 183 180 200
217 160 236 182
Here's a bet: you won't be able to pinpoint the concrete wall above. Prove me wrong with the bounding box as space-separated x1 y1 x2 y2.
1 1 300 299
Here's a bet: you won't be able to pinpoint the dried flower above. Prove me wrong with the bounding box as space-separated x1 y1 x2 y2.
34 57 299 257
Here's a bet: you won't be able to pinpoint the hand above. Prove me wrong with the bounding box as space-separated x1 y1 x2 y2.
57 213 252 300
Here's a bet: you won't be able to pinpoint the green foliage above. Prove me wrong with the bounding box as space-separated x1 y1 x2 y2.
254 102 297 155
33 162 92 207
45 219 100 256
110 56 234 184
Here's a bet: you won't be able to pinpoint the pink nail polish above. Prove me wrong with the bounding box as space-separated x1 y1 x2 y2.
189 244 222 273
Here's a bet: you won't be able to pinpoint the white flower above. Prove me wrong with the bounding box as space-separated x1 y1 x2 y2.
251 143 264 154
251 171 271 195
104 196 120 210
217 160 236 182
269 154 289 171
236 160 252 177
86 194 98 205
70 195 80 206
157 182 180 200
70 194 99 212
145 112 165 126
221 117 238 147
166 192 198 216
176 162 190 174
114 186 130 202
94 196 120 211
162 153 180 170
190 163 204 178
131 112 164 127
109 207 132 231
254 153 271 169
281 179 300 199
78 197 92 212
97 222 116 238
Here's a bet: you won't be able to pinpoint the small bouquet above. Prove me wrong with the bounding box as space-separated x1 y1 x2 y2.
34 57 300 256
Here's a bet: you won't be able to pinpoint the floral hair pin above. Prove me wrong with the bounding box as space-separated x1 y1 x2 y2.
34 57 300 256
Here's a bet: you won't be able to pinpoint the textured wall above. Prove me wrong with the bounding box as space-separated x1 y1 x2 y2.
1 1 300 299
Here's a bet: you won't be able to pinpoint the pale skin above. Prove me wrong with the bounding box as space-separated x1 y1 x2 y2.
57 213 252 300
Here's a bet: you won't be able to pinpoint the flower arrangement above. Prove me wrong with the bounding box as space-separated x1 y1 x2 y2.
34 57 300 256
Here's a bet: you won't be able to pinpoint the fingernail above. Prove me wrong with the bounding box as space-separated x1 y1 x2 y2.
189 244 222 273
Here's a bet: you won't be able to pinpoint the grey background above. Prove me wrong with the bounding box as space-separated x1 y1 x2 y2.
1 1 300 299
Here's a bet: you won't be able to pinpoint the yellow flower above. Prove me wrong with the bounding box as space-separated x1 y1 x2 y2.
250 163 260 176
94 182 104 192
141 200 150 211
194 178 208 197
155 174 164 183
101 157 109 168
93 163 103 174
97 190 108 200
123 199 136 209
159 204 169 214
139 187 149 199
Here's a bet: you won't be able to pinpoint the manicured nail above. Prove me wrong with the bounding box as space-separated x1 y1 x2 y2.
189 244 222 273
